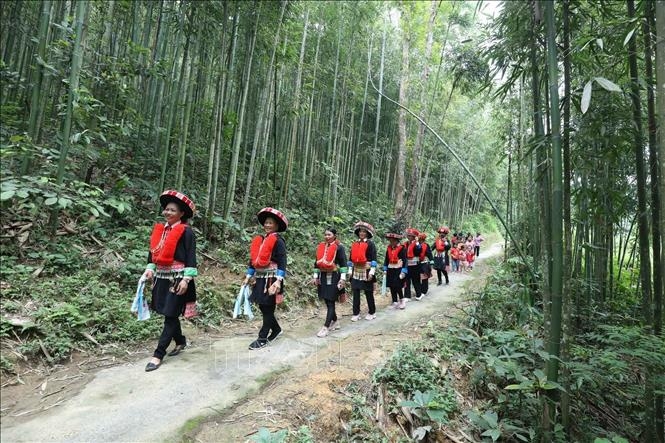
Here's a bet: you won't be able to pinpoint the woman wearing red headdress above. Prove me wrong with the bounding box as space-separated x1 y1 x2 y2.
432 226 451 285
418 232 434 295
243 207 288 350
403 228 423 301
142 190 198 372
313 227 348 337
382 231 408 309
347 221 378 321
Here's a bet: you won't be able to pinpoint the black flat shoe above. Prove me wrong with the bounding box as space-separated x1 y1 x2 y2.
268 329 282 342
145 360 161 372
167 344 186 357
248 339 268 350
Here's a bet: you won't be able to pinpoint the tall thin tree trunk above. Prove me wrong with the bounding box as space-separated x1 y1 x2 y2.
371 22 387 197
51 0 87 232
223 3 260 222
627 1 655 440
394 2 410 222
22 0 51 174
544 1 564 431
644 2 663 439
281 6 308 206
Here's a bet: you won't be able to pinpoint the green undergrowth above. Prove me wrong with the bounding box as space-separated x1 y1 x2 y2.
342 257 663 442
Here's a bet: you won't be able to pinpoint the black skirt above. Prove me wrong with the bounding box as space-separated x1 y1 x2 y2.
318 271 342 301
150 278 196 318
249 277 283 306
385 268 404 289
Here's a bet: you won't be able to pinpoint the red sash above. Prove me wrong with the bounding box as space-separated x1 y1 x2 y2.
406 241 417 258
250 233 278 267
316 241 338 271
150 223 187 266
419 243 429 261
350 241 369 264
387 244 404 264
435 238 447 252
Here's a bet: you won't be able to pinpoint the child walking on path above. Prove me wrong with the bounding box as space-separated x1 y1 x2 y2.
450 243 460 273
474 233 484 257
458 244 468 272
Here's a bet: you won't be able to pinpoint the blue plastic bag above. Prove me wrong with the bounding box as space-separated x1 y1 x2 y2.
131 278 151 321
233 284 254 320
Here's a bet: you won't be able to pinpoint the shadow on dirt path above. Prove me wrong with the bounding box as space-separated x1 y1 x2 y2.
1 243 503 442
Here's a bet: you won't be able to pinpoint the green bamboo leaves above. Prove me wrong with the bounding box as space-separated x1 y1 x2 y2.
580 77 622 114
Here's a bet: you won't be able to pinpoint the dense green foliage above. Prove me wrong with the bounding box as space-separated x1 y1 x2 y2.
351 258 663 441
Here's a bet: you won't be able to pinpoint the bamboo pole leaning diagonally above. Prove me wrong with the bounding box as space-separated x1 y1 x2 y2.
368 76 539 283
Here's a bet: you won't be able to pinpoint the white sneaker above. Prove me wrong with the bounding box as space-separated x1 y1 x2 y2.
398 299 406 309
350 315 360 322
415 295 424 301
329 320 340 330
365 313 376 321
316 326 329 337
390 302 398 309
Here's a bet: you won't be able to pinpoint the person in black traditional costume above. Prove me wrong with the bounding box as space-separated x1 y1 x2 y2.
347 221 378 321
142 190 197 372
313 227 348 337
418 232 434 295
432 226 451 285
403 228 423 301
243 207 288 350
382 231 408 310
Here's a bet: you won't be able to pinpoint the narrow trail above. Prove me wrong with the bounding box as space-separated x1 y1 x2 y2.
1 243 503 443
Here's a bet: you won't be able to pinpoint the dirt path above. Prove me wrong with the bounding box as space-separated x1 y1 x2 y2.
1 243 502 443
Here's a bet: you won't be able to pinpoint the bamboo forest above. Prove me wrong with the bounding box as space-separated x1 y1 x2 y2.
0 0 664 442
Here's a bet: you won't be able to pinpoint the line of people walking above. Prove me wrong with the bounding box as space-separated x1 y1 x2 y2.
140 191 487 370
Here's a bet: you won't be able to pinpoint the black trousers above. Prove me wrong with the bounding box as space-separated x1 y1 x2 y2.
404 266 422 298
324 299 337 327
352 288 376 315
389 287 403 303
259 304 280 340
475 245 480 257
436 268 449 284
421 277 430 295
154 316 185 359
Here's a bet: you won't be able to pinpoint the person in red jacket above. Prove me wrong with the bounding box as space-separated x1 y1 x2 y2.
347 221 378 321
242 207 288 350
313 227 348 337
382 231 408 309
403 228 423 301
418 233 434 295
432 226 451 285
142 190 198 372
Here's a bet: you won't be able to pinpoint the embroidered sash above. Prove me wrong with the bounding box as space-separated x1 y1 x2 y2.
150 223 187 266
316 241 338 271
250 233 278 268
386 244 404 264
350 241 369 264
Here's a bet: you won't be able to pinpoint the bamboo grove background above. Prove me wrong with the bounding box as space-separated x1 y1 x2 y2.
1 0 664 439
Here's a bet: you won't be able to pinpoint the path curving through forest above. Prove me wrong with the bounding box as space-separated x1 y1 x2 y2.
1 243 502 443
